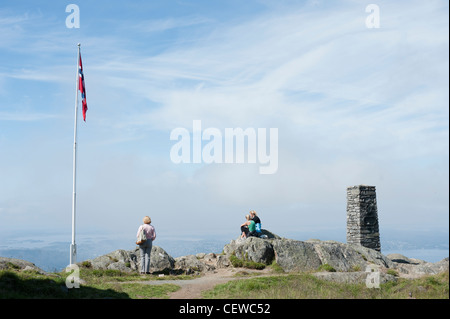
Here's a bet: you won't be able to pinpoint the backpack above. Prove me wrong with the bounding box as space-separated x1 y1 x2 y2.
136 226 147 245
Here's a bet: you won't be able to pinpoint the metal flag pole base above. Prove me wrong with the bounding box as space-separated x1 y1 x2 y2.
70 243 77 265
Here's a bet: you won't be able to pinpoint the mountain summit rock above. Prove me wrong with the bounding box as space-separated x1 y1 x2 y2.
2 230 447 286
76 230 448 284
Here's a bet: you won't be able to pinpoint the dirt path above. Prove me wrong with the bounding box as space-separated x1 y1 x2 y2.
137 268 272 299
168 268 238 299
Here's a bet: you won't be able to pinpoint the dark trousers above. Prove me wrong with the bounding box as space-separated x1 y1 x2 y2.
241 226 257 237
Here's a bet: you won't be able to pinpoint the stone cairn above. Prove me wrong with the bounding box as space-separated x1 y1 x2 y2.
346 185 381 251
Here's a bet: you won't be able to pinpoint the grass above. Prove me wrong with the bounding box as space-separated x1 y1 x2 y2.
317 263 336 272
103 282 179 299
2 266 448 299
0 268 181 299
229 255 266 270
203 271 449 299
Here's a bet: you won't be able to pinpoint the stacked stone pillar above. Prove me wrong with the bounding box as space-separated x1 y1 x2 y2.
346 185 381 251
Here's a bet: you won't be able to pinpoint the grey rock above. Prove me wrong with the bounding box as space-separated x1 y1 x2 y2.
231 237 275 265
0 257 47 274
346 244 395 269
88 255 112 270
392 257 449 277
73 230 448 280
223 233 400 274
108 261 133 273
387 253 415 264
216 255 231 268
174 255 214 274
136 246 175 273
272 239 322 271
309 240 367 272
204 253 217 262
259 229 281 239
84 246 175 274
313 271 397 284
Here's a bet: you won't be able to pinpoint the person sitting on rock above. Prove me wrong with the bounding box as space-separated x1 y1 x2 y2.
240 214 257 239
249 210 262 235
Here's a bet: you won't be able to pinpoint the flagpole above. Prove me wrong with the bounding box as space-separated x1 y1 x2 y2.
70 43 81 265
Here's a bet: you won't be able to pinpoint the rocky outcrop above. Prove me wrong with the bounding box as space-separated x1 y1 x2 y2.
224 237 275 265
82 246 175 273
0 257 47 274
76 230 448 285
387 254 449 277
308 239 394 271
223 236 395 272
272 239 322 271
174 254 215 274
3 231 447 288
220 235 448 284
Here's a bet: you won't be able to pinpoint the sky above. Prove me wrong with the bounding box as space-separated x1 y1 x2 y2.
0 0 448 252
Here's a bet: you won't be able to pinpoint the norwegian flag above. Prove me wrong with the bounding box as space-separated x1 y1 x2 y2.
78 54 88 121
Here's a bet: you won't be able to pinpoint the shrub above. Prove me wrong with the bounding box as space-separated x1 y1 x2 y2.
230 255 266 270
387 269 398 277
318 264 336 272
270 261 285 273
351 265 361 272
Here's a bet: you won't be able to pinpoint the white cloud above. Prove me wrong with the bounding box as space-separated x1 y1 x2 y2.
0 0 447 240
130 15 214 33
0 112 58 121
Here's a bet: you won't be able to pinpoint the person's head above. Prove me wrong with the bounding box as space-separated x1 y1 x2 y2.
249 210 257 217
143 216 151 224
245 214 250 221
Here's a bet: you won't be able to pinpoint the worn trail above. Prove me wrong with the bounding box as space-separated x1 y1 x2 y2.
136 268 272 299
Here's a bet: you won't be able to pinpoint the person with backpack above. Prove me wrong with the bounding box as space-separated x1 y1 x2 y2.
249 210 262 235
136 216 156 274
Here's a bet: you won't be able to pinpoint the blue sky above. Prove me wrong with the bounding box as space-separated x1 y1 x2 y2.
0 0 448 249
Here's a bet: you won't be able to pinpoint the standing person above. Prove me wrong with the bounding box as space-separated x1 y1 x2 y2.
250 210 262 235
136 216 156 274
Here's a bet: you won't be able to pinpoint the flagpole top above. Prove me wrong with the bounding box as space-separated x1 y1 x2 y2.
77 43 81 47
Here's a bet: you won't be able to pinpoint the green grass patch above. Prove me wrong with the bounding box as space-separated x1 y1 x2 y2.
119 283 179 299
0 269 181 299
203 271 449 299
269 261 285 273
317 264 336 272
229 255 266 270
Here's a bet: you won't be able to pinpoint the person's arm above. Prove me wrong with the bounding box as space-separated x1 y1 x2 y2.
240 221 250 227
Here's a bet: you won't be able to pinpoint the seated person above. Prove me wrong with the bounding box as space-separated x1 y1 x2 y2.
250 210 262 234
240 214 257 238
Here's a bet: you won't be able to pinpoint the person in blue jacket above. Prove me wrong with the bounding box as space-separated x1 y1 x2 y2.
250 210 262 236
